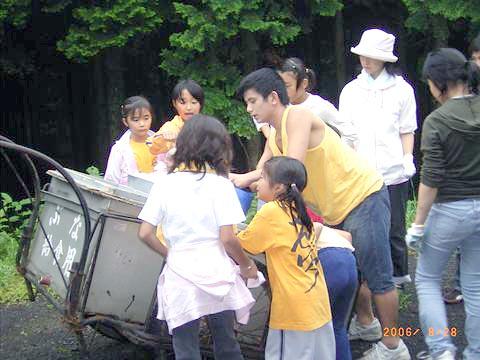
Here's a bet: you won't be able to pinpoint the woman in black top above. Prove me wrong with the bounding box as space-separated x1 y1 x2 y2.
407 48 480 360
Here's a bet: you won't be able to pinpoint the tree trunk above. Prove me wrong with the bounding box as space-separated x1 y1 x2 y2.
104 47 126 145
335 11 346 94
92 55 108 168
92 47 125 170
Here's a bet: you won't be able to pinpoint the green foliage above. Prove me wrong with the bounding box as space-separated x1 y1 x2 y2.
0 193 31 235
402 0 479 42
403 0 480 23
57 0 164 62
0 0 31 29
405 200 416 230
0 232 29 304
309 0 343 16
399 290 412 311
0 193 31 304
161 0 308 137
86 165 102 177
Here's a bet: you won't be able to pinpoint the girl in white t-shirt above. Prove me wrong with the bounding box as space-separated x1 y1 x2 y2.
138 114 258 359
277 57 357 147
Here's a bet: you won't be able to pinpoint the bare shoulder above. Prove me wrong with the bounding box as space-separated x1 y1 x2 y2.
288 106 323 126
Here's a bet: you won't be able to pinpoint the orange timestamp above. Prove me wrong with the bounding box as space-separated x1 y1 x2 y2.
383 327 458 337
383 327 421 337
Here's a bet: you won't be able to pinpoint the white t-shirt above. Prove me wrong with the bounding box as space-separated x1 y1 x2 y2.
139 171 245 248
251 93 356 147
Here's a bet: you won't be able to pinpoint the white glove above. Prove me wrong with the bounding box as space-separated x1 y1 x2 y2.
405 223 424 251
403 153 416 178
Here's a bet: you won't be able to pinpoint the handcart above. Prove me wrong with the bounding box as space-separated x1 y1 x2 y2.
0 137 270 359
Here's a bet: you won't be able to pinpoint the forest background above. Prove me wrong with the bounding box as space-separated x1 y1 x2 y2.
1 0 480 197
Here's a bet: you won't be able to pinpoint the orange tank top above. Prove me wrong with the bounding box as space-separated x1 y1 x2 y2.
268 106 383 225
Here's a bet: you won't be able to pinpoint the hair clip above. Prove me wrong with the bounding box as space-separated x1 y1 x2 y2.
291 183 298 190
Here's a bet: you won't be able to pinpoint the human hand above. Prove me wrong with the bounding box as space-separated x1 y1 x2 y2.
405 223 424 251
240 260 258 280
403 153 416 178
249 181 259 192
157 130 177 141
229 173 253 189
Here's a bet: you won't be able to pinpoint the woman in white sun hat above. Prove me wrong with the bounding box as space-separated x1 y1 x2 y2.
339 28 417 359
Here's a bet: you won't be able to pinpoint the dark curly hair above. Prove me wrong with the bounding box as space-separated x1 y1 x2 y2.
170 114 232 177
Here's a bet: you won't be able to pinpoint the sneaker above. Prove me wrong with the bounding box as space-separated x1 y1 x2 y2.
394 275 412 287
348 315 382 341
443 288 463 304
360 339 411 359
416 349 455 359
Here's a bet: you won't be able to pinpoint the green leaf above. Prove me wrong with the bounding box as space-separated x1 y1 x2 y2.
1 193 13 205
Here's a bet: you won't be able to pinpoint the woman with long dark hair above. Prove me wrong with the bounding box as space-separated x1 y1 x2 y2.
408 48 480 360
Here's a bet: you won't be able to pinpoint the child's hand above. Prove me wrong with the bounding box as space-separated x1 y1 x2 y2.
240 260 258 280
249 181 259 192
158 130 177 141
229 173 252 189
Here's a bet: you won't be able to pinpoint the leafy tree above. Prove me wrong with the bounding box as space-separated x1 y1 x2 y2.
57 0 164 62
160 0 342 138
0 0 31 29
402 0 480 45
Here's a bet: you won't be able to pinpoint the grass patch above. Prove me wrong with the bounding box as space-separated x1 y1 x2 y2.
398 289 413 312
0 232 29 304
405 199 416 229
0 193 32 304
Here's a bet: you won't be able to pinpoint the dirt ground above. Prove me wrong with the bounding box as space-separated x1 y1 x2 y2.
0 255 468 360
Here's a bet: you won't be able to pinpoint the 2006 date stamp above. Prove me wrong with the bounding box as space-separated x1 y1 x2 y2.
383 327 458 337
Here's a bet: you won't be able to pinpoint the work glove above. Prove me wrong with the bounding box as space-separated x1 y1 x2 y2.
405 223 425 252
403 153 416 178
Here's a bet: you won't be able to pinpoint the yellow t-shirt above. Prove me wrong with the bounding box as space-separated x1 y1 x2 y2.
238 201 331 331
268 106 383 225
147 115 184 155
129 140 156 173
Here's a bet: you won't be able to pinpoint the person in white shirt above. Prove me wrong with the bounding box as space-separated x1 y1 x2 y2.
339 29 417 358
278 57 356 147
138 114 258 360
251 57 356 147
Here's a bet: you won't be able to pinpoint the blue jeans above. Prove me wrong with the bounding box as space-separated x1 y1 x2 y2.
318 247 358 360
336 186 394 294
416 199 480 359
171 310 243 360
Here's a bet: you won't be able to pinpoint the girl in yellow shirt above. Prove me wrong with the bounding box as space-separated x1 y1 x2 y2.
238 156 335 360
147 79 204 155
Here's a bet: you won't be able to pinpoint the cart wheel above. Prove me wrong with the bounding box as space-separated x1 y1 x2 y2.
91 322 128 342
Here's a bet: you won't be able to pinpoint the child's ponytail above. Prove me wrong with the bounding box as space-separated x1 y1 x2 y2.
281 183 313 235
264 156 313 235
279 57 316 92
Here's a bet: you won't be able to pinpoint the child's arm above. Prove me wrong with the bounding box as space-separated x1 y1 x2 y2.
220 225 258 279
138 221 169 257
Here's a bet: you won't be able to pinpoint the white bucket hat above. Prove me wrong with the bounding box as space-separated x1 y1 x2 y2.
351 29 398 63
